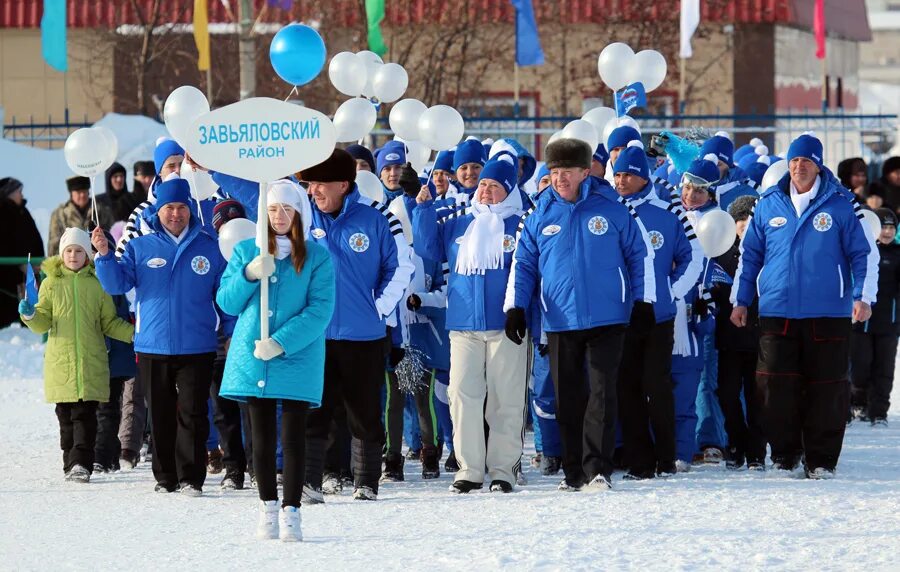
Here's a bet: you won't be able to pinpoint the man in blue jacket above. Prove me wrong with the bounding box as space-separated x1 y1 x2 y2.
612 141 703 479
504 138 655 491
91 178 227 495
731 133 876 479
299 149 414 501
376 140 407 204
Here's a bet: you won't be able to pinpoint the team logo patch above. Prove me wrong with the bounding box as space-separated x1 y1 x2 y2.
587 216 609 236
769 217 787 228
191 256 210 275
348 232 370 252
502 234 516 253
542 224 561 236
147 257 167 269
812 212 833 232
311 228 326 239
648 230 664 250
385 153 401 161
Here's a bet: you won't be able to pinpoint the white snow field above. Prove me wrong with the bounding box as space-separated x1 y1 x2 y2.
1 326 898 571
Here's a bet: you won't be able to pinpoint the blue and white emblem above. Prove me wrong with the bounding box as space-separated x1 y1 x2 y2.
648 230 665 250
587 216 609 236
191 255 210 275
502 234 516 253
812 212 833 232
349 232 370 252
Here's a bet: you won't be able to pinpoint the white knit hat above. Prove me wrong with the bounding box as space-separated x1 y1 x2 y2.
58 227 92 256
267 180 312 238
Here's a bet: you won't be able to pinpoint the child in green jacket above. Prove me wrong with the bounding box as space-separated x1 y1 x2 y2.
19 228 134 483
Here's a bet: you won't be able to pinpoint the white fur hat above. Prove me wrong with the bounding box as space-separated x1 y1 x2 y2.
58 227 92 256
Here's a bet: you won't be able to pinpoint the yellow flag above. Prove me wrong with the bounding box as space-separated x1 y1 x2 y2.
193 0 210 71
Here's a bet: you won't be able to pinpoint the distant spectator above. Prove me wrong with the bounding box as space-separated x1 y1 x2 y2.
872 157 900 213
836 157 868 198
0 177 44 328
132 161 155 203
97 162 139 223
48 176 114 254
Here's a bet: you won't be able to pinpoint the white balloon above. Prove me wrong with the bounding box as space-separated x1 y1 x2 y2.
92 126 119 169
180 162 219 201
373 63 409 104
356 170 384 203
356 51 384 99
695 209 737 258
562 119 599 151
164 86 210 149
761 160 788 191
217 218 256 261
597 42 635 91
64 128 108 177
389 98 428 141
334 98 377 143
862 209 882 241
581 107 617 142
602 117 642 150
418 105 465 151
629 50 667 92
547 130 564 146
394 137 432 173
328 51 367 97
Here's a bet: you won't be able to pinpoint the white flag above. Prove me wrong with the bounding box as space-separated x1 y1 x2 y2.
680 0 700 58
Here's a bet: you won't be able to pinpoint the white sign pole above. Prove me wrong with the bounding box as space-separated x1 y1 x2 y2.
257 181 269 340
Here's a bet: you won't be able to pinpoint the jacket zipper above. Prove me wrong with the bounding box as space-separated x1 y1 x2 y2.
837 265 844 298
73 272 83 398
617 267 626 303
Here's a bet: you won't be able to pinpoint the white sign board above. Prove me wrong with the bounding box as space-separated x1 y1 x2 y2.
185 97 337 183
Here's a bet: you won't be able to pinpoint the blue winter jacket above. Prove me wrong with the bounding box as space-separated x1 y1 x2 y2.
715 167 758 213
625 183 703 323
211 171 261 221
506 175 655 332
107 294 136 378
95 210 228 355
309 187 414 341
732 172 876 318
217 239 335 405
407 257 451 371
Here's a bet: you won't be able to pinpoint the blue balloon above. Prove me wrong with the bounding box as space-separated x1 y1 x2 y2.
269 24 326 87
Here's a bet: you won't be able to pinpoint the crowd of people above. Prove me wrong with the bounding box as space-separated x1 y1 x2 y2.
7 124 900 542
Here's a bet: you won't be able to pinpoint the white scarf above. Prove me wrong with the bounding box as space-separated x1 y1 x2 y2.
455 187 523 276
274 235 291 260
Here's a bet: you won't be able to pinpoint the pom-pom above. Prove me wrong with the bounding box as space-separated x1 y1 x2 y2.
800 130 816 138
749 137 763 147
395 346 430 395
755 145 769 156
627 139 645 150
757 155 771 166
703 153 719 163
714 130 731 140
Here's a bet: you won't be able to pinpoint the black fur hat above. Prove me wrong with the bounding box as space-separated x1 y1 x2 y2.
298 149 357 184
545 138 592 170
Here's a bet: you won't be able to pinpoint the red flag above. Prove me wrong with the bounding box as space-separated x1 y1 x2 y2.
814 0 826 59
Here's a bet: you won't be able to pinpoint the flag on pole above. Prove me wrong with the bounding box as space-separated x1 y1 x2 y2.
193 0 211 71
510 0 544 66
41 0 67 72
814 0 826 59
25 255 38 304
680 0 700 59
615 82 648 117
365 0 388 57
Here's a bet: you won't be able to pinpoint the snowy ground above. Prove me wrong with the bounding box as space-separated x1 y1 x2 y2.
1 326 898 571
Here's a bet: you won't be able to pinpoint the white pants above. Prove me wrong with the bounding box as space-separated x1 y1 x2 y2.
448 329 528 485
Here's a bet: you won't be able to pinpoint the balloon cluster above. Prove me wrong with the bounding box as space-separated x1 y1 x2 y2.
64 127 119 178
597 43 667 93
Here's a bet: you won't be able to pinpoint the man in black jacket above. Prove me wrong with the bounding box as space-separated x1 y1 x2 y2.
850 208 900 426
0 177 44 328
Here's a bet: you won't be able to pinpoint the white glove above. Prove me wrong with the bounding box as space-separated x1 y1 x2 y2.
245 255 275 282
254 338 284 361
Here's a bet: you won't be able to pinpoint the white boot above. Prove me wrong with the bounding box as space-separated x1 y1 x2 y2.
279 506 302 542
256 500 279 540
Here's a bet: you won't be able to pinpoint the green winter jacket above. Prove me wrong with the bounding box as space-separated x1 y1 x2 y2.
22 256 134 403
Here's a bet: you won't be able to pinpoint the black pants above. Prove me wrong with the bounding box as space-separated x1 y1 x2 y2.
757 318 850 471
324 409 352 479
94 377 127 469
850 330 897 420
548 324 626 483
306 339 386 492
210 358 247 476
384 369 439 455
249 398 308 507
617 320 676 475
139 352 215 489
718 349 767 464
56 400 99 473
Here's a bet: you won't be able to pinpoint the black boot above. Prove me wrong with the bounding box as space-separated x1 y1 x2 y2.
444 450 459 472
421 445 440 479
381 452 405 482
352 438 383 495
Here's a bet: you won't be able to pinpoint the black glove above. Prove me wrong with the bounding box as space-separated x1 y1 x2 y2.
407 294 422 311
399 162 422 197
389 346 406 368
504 308 527 345
537 343 549 357
629 301 656 335
692 297 710 318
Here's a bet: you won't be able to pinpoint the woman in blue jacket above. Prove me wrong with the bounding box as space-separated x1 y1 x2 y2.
217 181 335 542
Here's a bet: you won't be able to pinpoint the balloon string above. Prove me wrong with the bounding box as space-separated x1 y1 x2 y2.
90 175 99 228
284 86 298 102
189 168 206 227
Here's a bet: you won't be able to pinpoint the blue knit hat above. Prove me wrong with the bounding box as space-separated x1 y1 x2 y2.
612 142 650 180
154 177 192 209
433 149 455 172
453 138 487 171
376 141 406 175
593 144 609 165
536 163 550 182
786 132 824 169
154 139 184 174
744 159 770 187
700 134 735 168
684 155 721 186
346 144 376 172
733 143 755 164
606 126 641 152
478 155 517 196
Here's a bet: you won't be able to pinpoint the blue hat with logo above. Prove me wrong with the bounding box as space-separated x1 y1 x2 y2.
607 126 641 152
376 141 407 175
453 138 487 171
684 154 722 186
612 141 650 180
700 133 735 168
478 155 517 195
154 177 192 209
153 139 184 175
786 132 824 169
433 149 455 172
593 143 609 165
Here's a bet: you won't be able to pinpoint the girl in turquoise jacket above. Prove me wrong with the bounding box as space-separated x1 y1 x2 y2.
216 181 334 542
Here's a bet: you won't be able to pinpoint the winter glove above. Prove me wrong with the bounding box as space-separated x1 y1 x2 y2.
253 338 284 361
389 346 406 368
691 297 710 319
407 294 422 311
504 308 527 345
629 301 656 335
18 299 35 320
245 255 275 282
399 163 422 198
537 343 549 357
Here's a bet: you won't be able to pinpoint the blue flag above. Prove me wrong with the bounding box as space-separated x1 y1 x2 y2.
615 82 648 117
510 0 544 66
41 0 67 72
25 259 38 304
708 262 734 286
